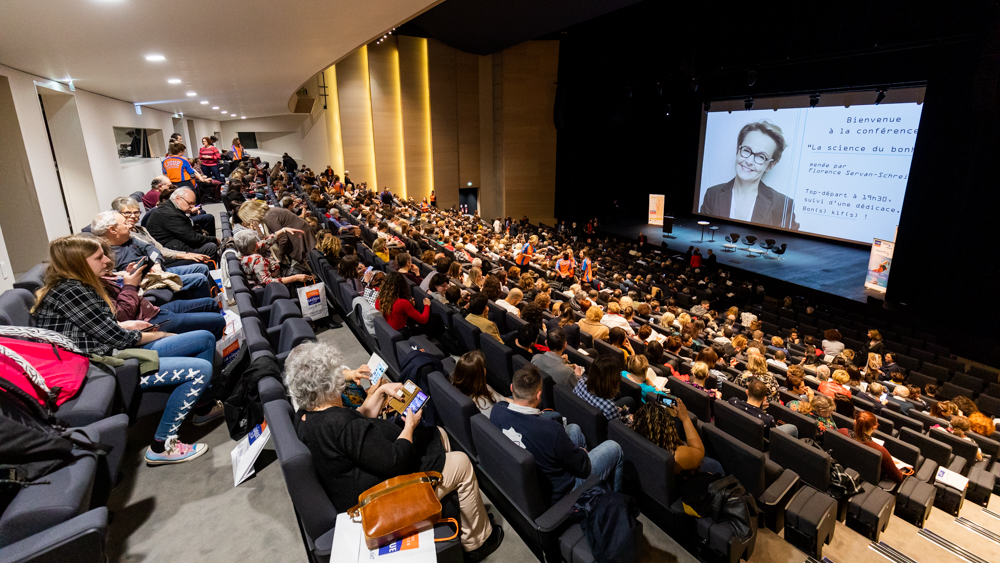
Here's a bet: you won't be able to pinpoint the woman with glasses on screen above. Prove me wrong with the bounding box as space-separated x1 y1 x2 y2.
699 120 799 229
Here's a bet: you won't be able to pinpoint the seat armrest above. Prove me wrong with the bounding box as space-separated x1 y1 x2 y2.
0 508 107 563
760 469 799 506
113 358 141 415
534 474 601 533
915 459 938 483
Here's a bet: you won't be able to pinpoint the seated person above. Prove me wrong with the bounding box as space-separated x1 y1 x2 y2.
607 327 635 358
547 305 581 349
631 399 722 474
92 210 211 299
734 355 779 401
288 341 503 558
686 361 719 399
819 369 853 398
787 394 838 436
465 293 502 343
378 272 439 337
490 365 623 505
856 381 888 414
451 351 506 417
839 412 904 483
233 229 312 289
766 350 788 371
146 187 220 259
729 379 798 437
112 196 211 268
496 288 522 316
531 327 583 387
506 324 542 361
573 356 636 421
620 354 668 402
578 306 610 341
783 366 815 402
96 239 224 339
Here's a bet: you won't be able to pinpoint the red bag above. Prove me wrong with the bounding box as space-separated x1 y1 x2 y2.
0 336 90 409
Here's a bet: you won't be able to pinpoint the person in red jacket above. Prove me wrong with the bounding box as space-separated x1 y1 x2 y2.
377 272 441 337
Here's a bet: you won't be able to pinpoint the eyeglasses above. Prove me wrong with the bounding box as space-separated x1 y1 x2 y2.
738 145 773 166
183 198 197 206
120 211 140 217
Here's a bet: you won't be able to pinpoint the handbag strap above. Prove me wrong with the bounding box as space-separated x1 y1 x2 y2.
348 472 442 518
433 518 459 543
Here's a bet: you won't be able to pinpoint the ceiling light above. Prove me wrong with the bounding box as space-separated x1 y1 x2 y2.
221 111 227 114
241 116 246 119
186 92 197 96
212 106 219 110
200 101 208 104
167 78 181 84
145 54 166 62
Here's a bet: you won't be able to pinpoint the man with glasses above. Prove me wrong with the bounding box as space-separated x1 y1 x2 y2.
699 120 799 230
146 187 220 260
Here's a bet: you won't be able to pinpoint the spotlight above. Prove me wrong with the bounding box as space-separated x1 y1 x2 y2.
744 98 754 111
875 89 886 105
704 100 711 112
809 94 820 109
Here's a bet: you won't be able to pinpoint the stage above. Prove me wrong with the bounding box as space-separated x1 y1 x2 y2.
601 215 885 304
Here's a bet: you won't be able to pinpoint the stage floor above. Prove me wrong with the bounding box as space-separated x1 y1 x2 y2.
601 216 884 304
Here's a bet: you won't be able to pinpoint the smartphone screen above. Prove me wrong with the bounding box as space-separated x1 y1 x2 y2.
658 394 675 407
406 391 428 415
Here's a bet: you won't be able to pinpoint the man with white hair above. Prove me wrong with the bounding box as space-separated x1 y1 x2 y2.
92 210 212 299
146 187 220 259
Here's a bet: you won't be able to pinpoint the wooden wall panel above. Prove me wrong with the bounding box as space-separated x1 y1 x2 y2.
368 40 407 199
500 41 559 225
427 39 459 210
456 51 480 196
336 47 377 190
321 66 345 176
397 36 434 205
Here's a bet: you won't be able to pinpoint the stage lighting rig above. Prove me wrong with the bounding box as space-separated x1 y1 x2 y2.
809 94 820 108
875 88 886 105
744 98 754 111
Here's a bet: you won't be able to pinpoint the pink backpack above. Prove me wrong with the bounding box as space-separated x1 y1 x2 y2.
0 329 90 410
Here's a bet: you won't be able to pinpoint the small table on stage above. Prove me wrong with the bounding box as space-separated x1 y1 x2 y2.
697 221 710 242
708 226 719 242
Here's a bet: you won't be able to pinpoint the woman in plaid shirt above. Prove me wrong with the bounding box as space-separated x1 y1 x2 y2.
32 236 221 466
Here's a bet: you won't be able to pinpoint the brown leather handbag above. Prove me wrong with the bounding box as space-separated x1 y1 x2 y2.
348 471 443 549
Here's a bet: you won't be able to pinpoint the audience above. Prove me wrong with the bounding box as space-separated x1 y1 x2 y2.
531 327 583 387
631 399 720 473
451 351 505 417
839 411 904 483
729 379 798 437
573 356 634 421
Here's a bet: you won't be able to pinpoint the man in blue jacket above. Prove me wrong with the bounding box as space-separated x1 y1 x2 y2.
490 364 623 505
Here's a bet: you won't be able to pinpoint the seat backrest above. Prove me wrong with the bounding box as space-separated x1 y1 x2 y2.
480 335 514 394
608 419 678 507
12 263 47 294
579 330 594 349
267 299 300 329
899 428 952 468
823 429 883 485
618 377 643 407
920 363 950 383
262 282 291 305
373 316 404 374
907 410 945 433
938 382 973 402
929 428 978 473
553 384 607 449
713 399 767 452
470 414 548 521
276 317 317 354
976 394 1000 418
452 315 482 354
427 372 479 459
506 313 528 334
0 288 36 327
594 339 625 365
769 401 818 440
872 431 922 468
879 408 924 435
949 373 983 395
263 400 338 543
429 298 454 330
486 302 508 334
768 426 831 491
666 377 712 422
565 347 594 373
719 379 745 402
702 424 768 498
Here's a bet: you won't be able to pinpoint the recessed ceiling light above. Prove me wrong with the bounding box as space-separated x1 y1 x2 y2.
212 106 219 110
221 111 227 114
200 101 208 104
145 54 166 62
167 78 181 84
186 92 197 96
241 116 246 119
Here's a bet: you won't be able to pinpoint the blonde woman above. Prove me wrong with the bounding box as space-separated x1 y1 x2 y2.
734 354 779 400
372 237 389 263
237 199 316 264
464 266 484 291
820 369 852 398
579 305 610 341
32 236 220 465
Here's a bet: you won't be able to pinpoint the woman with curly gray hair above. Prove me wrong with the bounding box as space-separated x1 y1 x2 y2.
286 341 502 559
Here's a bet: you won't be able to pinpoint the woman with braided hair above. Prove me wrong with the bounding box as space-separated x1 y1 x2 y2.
630 399 722 474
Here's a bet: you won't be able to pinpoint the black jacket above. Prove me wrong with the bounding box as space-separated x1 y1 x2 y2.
146 199 214 252
700 179 798 230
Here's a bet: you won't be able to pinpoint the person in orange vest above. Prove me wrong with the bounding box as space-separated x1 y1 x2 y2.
556 251 576 284
420 197 430 212
579 249 593 284
231 137 245 161
429 189 437 208
515 235 538 267
162 142 207 188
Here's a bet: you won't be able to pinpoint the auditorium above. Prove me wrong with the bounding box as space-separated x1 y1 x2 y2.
1 1 998 562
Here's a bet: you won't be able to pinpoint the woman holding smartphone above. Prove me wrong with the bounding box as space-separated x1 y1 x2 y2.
32 236 221 466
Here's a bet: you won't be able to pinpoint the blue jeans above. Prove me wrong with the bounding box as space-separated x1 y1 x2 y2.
140 330 216 440
774 423 799 439
202 164 224 183
566 423 624 493
167 263 212 299
151 297 225 339
191 213 216 235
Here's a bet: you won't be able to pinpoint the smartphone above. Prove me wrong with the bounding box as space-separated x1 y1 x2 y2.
134 256 149 270
658 394 677 408
141 320 170 332
406 391 429 415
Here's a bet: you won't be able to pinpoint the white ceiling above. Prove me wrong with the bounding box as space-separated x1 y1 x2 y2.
0 0 441 120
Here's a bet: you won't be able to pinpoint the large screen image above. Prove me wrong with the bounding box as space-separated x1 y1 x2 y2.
694 101 923 244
